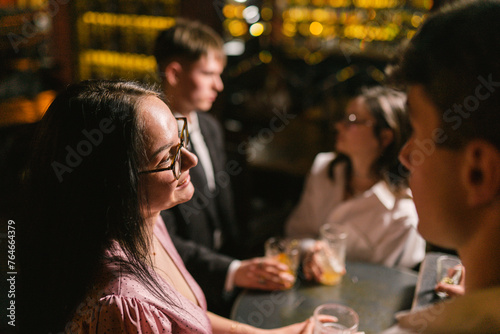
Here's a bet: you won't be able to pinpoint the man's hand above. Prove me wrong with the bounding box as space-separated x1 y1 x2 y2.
435 265 465 298
234 257 295 290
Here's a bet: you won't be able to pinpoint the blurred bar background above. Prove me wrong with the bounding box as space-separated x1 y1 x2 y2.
0 0 452 250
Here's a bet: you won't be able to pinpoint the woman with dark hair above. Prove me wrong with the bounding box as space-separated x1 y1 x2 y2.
285 86 425 278
20 80 311 333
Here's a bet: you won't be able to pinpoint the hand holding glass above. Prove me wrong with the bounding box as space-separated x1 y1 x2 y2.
265 237 300 286
436 255 462 298
313 303 359 334
317 225 347 285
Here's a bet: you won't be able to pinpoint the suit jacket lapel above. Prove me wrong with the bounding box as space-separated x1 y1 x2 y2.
198 113 223 175
187 144 208 191
186 127 221 233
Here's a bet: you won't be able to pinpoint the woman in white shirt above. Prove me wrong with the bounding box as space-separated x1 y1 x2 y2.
285 86 426 277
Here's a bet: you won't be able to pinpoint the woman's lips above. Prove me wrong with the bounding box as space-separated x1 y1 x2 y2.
176 174 190 188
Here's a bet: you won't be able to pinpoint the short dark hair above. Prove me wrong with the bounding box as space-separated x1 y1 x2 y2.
393 0 500 150
154 18 225 75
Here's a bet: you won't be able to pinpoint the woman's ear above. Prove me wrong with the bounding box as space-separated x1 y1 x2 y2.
380 128 394 149
461 140 500 207
164 61 183 87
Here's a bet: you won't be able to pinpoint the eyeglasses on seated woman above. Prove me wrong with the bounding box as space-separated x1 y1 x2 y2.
19 79 313 334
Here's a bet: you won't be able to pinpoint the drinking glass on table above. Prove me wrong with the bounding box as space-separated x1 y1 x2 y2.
313 303 359 334
265 237 300 285
317 224 348 286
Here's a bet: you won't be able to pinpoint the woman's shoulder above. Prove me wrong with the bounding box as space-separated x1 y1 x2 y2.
66 293 174 333
67 267 211 333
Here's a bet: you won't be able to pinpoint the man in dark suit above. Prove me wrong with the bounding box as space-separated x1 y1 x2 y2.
154 19 294 317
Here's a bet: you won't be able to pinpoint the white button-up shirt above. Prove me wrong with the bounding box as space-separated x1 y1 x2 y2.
285 152 426 269
184 112 216 192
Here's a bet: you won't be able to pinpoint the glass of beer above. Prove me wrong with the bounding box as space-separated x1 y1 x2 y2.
317 224 347 286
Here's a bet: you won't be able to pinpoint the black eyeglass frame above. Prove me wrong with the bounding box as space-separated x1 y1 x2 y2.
138 117 190 179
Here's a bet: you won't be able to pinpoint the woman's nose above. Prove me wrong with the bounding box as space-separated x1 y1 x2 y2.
181 148 198 171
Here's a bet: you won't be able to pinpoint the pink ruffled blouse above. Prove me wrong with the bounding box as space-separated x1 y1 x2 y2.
66 217 212 333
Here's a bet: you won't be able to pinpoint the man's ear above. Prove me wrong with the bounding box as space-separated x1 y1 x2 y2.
164 61 183 87
461 140 500 207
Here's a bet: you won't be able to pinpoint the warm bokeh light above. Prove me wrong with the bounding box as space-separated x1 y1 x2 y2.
322 25 336 38
227 19 248 37
81 12 174 30
305 51 324 65
353 0 399 8
282 21 297 37
223 4 236 19
259 50 272 63
263 22 272 35
312 8 329 22
249 22 264 36
411 0 433 10
298 22 311 36
261 7 273 21
221 0 432 63
309 21 323 36
329 0 351 7
411 14 423 28
234 4 245 19
336 66 356 82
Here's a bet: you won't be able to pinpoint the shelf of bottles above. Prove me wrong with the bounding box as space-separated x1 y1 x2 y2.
222 0 432 64
0 0 51 52
0 0 46 11
74 0 179 83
